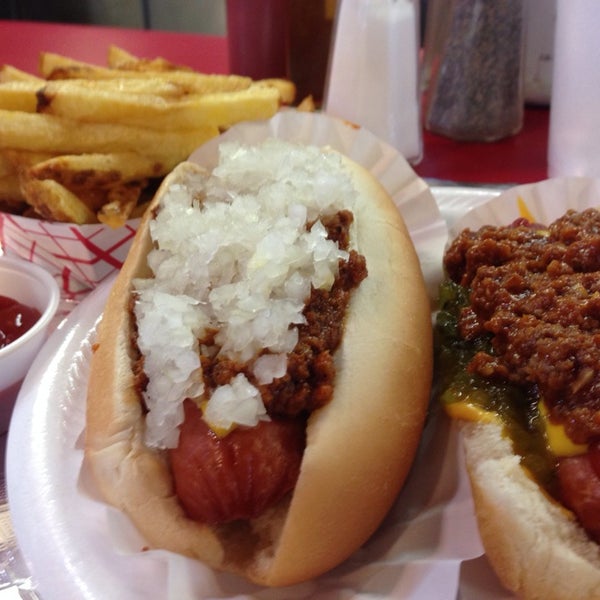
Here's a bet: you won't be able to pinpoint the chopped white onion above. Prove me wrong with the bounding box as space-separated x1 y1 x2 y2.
203 373 268 431
253 353 288 385
133 139 357 449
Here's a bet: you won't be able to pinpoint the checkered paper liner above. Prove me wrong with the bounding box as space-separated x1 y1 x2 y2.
0 212 140 300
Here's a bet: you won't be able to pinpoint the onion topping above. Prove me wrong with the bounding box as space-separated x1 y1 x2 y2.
133 140 357 449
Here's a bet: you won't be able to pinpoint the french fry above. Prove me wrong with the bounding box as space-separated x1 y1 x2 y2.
39 52 253 94
107 45 192 73
107 47 297 104
0 79 192 115
20 178 98 224
27 152 165 187
0 77 293 118
0 110 219 166
297 94 317 112
97 180 144 228
44 77 192 98
0 65 43 83
106 45 140 68
36 81 281 130
256 78 296 105
25 153 157 215
39 52 115 80
0 81 38 112
191 86 283 128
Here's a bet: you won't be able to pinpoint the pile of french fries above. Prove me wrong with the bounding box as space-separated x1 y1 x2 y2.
0 46 297 227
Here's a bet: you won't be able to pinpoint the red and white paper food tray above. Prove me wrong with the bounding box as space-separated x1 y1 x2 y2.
0 213 140 300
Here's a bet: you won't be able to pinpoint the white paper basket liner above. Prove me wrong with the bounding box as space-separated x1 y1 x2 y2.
449 176 600 236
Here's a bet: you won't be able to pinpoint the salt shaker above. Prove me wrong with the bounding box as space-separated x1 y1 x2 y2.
424 0 525 142
323 0 422 163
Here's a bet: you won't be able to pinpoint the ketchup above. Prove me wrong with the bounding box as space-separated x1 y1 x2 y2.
0 295 41 349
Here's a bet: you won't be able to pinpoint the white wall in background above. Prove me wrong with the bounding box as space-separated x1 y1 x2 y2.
83 0 144 27
148 0 226 34
22 0 226 35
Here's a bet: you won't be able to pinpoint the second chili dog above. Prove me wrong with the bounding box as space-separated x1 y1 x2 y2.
437 209 600 600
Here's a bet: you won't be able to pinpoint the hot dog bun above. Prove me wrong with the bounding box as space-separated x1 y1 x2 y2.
461 421 600 600
84 139 432 587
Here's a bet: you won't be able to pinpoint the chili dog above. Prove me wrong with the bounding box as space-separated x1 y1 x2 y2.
437 209 600 600
84 139 432 587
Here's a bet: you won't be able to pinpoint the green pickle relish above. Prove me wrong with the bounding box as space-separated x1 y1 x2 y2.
434 280 558 495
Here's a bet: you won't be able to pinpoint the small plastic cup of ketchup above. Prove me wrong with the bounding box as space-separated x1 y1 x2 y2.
0 256 60 432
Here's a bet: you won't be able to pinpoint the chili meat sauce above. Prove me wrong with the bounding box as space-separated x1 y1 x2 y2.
435 208 600 513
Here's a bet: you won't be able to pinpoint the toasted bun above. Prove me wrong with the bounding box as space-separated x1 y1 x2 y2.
461 421 600 600
85 142 432 586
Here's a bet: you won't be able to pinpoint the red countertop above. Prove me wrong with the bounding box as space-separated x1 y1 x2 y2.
0 20 229 74
414 105 550 185
0 19 550 186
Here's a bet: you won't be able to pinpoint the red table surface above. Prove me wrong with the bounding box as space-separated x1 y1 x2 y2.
0 19 550 186
0 20 229 75
415 105 550 186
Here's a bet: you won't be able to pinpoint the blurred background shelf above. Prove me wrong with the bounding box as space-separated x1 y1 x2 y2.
0 0 226 35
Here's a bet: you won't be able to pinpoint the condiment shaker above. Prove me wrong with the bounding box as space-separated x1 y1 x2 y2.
324 0 422 163
424 0 525 142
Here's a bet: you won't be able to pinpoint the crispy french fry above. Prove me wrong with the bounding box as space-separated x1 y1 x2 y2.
43 77 191 98
0 81 38 112
0 65 43 83
106 45 140 69
27 152 166 187
0 77 196 115
0 79 192 115
23 152 154 215
196 86 283 128
297 94 317 112
38 52 108 79
107 48 296 104
0 110 219 166
97 180 144 228
36 81 281 129
49 64 253 94
107 45 192 73
20 178 98 224
256 79 296 105
39 52 252 94
35 81 190 127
